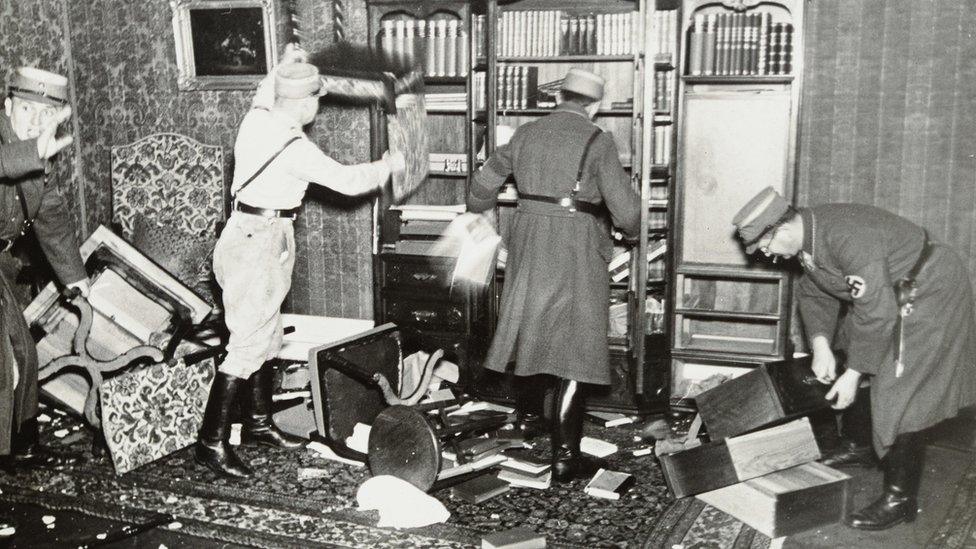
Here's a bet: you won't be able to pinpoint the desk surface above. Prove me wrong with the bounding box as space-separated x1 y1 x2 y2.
278 314 375 362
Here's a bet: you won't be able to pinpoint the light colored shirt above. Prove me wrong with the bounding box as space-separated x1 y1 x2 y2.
231 106 391 210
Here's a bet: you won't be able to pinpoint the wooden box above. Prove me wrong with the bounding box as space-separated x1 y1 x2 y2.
694 355 830 440
697 461 851 538
657 417 820 498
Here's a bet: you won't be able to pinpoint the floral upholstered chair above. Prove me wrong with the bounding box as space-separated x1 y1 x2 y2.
111 133 224 304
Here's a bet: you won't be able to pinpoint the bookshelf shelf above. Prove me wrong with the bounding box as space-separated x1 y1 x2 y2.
496 54 635 63
495 107 634 117
426 76 468 85
427 107 468 114
674 309 780 322
428 170 469 178
682 75 794 85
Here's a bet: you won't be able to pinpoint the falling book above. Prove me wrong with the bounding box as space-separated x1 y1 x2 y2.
451 474 511 504
584 468 635 500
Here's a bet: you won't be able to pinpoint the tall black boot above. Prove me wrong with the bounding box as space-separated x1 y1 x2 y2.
194 372 253 478
847 432 922 530
551 379 603 483
822 386 877 468
514 374 549 440
1 417 84 470
240 363 305 449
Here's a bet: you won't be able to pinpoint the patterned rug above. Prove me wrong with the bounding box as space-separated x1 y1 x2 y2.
926 456 976 548
0 408 751 548
644 497 771 549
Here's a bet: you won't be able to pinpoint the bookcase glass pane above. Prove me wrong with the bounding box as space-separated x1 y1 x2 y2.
678 275 778 314
678 89 791 266
669 358 752 404
676 315 778 355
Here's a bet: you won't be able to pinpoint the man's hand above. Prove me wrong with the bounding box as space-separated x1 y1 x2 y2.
383 151 406 174
66 278 91 298
36 106 73 160
825 369 862 409
811 348 837 384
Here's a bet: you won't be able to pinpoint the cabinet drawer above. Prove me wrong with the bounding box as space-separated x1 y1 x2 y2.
382 297 468 332
379 255 454 292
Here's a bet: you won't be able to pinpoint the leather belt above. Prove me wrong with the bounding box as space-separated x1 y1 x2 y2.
517 193 605 217
235 201 300 219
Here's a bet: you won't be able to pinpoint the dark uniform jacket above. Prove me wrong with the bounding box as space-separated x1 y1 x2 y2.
467 102 640 384
796 204 976 455
0 114 86 453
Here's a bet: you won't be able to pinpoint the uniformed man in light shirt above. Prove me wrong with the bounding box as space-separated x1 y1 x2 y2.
194 48 406 479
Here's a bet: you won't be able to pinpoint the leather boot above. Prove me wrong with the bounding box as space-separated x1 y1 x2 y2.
821 439 878 468
240 363 305 449
551 378 603 483
1 418 84 471
514 374 549 440
194 372 253 478
847 432 921 530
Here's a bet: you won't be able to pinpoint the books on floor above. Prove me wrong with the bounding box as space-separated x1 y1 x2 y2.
584 468 635 500
498 468 552 490
437 453 508 481
580 436 618 458
585 411 636 428
500 451 551 477
481 526 547 549
450 474 511 504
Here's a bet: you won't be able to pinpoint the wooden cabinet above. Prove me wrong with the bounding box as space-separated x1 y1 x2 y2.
668 0 805 410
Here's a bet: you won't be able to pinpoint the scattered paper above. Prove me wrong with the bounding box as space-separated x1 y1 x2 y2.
272 390 311 401
167 522 183 530
53 429 69 438
345 423 371 454
429 213 501 287
229 423 242 446
37 413 51 423
96 533 108 539
357 475 450 528
0 526 14 537
307 441 365 467
632 447 653 457
42 515 56 525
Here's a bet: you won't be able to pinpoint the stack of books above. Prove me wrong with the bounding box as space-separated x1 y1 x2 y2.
425 92 468 111
497 450 552 490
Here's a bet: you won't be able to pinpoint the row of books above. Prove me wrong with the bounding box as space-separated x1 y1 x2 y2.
608 240 667 283
425 91 466 111
653 126 672 166
378 18 469 77
428 152 467 174
686 12 794 76
653 71 675 112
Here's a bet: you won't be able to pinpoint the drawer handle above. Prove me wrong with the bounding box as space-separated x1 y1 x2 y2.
412 310 436 321
411 273 437 282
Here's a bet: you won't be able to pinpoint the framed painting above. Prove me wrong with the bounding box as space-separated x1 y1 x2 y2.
171 0 277 91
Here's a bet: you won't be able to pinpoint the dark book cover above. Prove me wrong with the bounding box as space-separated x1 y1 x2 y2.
482 526 547 549
451 474 510 504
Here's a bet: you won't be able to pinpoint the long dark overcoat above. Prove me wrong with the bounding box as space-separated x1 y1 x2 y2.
467 102 640 385
796 205 976 456
0 115 86 453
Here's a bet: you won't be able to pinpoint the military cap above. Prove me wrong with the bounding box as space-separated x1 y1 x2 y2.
561 68 605 101
275 62 327 99
8 67 69 105
732 186 792 254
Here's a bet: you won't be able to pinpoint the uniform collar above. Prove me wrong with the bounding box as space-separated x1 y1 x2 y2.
554 101 590 119
256 106 303 132
800 207 816 259
0 114 17 145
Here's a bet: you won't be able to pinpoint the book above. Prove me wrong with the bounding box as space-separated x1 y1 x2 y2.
580 436 618 457
482 526 547 549
498 468 552 489
585 411 636 428
451 474 510 504
584 468 635 500
500 451 551 476
437 453 507 481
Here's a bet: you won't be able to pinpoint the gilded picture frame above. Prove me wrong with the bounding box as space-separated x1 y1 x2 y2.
171 0 278 91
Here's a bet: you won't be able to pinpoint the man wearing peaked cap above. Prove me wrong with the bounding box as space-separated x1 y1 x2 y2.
0 67 89 475
193 46 406 479
732 186 976 531
466 67 639 483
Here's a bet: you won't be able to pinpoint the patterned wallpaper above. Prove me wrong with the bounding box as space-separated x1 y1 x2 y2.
796 0 976 282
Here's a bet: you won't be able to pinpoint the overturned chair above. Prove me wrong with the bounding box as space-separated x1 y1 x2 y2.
308 323 513 491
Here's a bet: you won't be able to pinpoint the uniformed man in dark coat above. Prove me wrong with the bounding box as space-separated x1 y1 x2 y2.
467 68 640 483
0 67 89 470
733 187 976 530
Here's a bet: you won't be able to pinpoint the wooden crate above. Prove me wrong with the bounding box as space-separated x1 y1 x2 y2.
697 461 851 538
657 417 820 498
694 355 830 440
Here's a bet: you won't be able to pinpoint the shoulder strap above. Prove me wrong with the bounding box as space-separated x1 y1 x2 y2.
233 136 301 198
574 127 604 186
